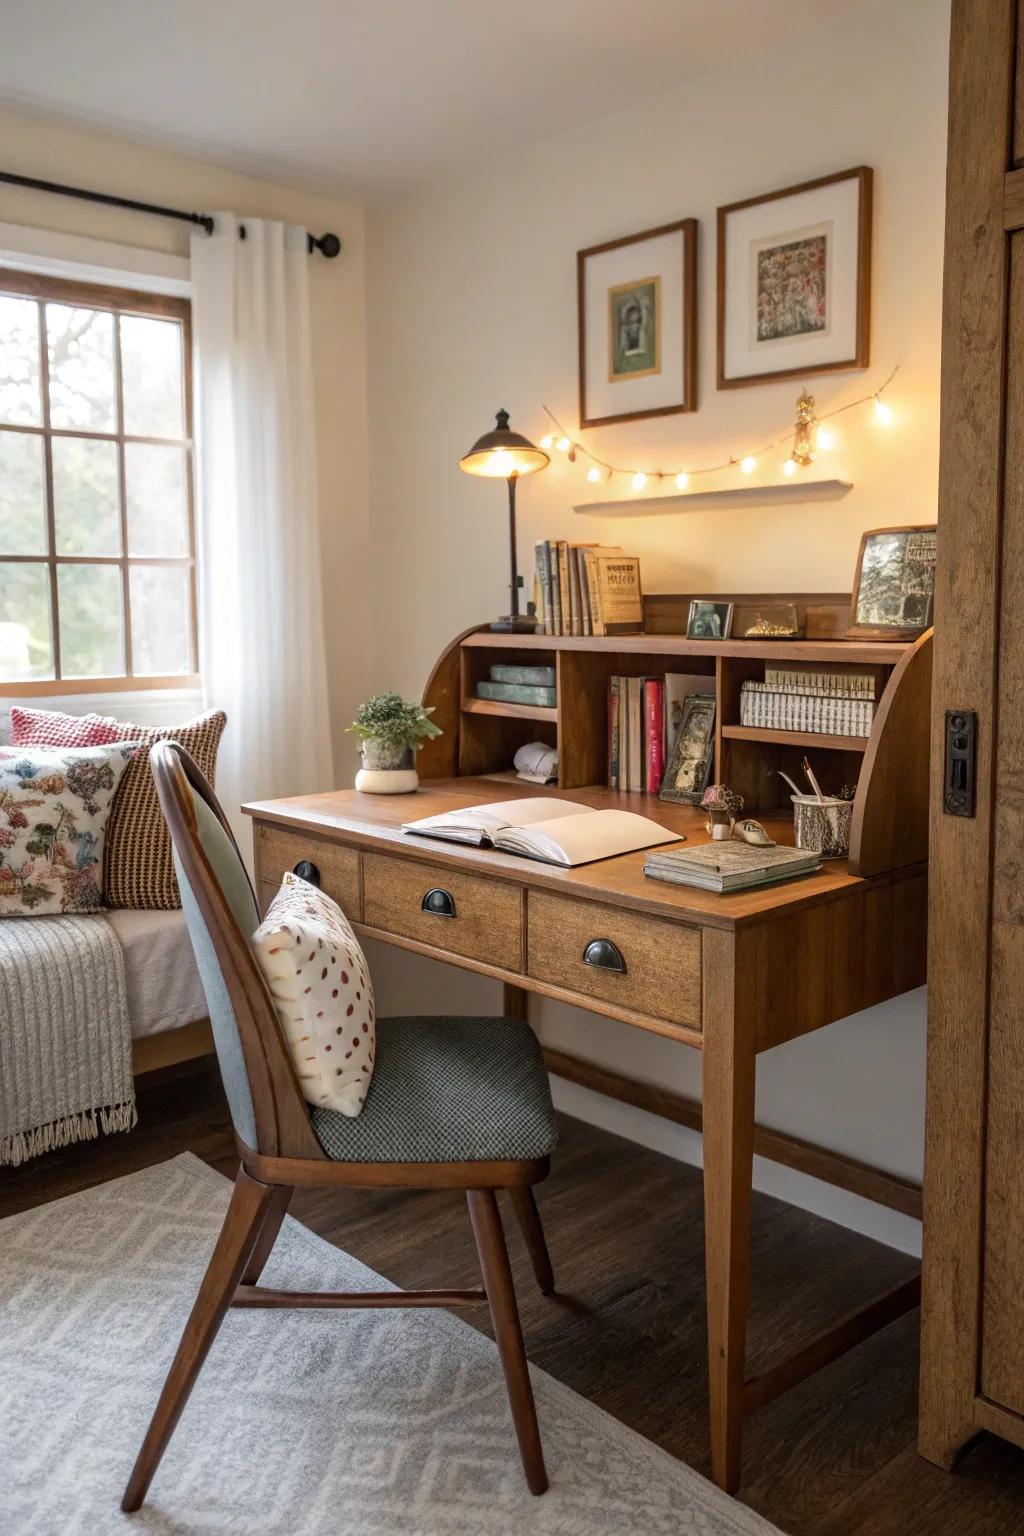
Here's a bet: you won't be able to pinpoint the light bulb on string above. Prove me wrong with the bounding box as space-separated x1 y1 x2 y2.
675 472 689 490
631 472 647 491
816 426 835 451
740 456 757 474
587 466 601 484
874 397 893 426
556 436 571 452
539 434 553 451
783 458 797 476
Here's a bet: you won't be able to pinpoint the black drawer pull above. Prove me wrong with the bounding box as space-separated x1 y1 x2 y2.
422 887 456 918
293 860 321 888
582 938 626 974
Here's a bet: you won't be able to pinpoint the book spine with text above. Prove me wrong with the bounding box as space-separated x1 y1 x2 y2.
627 677 643 791
535 541 552 634
557 542 571 637
548 541 563 635
568 546 582 636
608 677 621 790
644 678 665 793
584 548 604 634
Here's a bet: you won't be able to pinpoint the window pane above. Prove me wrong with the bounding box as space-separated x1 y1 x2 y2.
0 430 47 554
120 315 184 438
129 565 191 675
57 563 124 678
125 443 188 555
52 436 121 555
0 561 52 680
0 296 42 425
46 304 115 431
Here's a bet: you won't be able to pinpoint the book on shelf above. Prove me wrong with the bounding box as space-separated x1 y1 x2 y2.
739 683 874 737
608 677 622 790
645 678 665 792
763 663 884 698
607 671 709 794
403 797 680 868
533 543 641 636
476 680 557 708
490 663 556 686
644 842 822 893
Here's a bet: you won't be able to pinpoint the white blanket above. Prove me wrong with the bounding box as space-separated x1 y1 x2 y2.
0 915 136 1167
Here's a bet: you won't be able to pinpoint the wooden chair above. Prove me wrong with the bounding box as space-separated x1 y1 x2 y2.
122 742 556 1512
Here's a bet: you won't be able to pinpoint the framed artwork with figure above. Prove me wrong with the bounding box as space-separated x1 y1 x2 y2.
578 219 697 428
717 166 872 389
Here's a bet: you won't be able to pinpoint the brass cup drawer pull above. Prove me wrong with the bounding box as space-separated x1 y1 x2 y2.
422 887 457 918
292 860 322 888
582 938 627 974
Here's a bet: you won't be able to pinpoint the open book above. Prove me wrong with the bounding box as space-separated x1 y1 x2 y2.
402 797 680 868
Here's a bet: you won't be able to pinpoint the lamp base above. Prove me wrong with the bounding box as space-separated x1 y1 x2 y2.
489 614 541 634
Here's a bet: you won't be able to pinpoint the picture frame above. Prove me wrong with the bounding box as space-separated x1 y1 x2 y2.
731 601 802 640
687 600 734 640
578 219 697 428
660 693 716 805
848 524 937 640
717 166 872 389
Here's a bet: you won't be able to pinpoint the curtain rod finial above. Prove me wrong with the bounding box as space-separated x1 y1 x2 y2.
308 231 341 259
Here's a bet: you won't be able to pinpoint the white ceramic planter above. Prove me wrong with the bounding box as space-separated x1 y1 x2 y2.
355 741 420 795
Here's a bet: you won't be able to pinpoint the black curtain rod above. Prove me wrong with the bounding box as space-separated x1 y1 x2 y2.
0 170 342 258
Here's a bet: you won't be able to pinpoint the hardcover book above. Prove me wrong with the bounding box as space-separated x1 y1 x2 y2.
403 797 680 867
644 841 821 892
592 555 643 635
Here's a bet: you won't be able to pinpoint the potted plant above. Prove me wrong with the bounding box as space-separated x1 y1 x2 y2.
347 692 442 794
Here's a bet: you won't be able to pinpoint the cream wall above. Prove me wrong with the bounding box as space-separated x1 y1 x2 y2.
364 0 951 1253
0 105 371 778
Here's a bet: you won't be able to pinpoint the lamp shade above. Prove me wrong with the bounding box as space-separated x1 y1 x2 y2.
458 409 550 478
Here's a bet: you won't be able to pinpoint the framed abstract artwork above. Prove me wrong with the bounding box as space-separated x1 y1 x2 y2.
717 166 872 389
577 219 697 428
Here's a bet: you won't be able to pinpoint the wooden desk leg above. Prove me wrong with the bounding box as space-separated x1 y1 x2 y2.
503 983 530 1023
701 927 757 1495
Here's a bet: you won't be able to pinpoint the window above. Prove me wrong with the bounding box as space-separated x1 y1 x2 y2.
0 268 197 693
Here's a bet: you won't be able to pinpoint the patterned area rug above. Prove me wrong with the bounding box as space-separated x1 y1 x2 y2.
0 1155 783 1536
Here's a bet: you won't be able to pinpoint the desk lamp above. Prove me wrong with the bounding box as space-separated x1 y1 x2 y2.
458 408 549 633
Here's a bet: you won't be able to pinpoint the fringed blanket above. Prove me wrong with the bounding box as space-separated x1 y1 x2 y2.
0 916 136 1166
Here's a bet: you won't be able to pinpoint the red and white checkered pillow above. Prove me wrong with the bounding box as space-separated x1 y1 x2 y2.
10 706 124 748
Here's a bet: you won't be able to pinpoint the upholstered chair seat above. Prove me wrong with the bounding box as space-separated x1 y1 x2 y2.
309 1015 557 1164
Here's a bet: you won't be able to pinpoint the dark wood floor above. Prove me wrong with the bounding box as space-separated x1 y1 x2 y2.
4 1058 1024 1535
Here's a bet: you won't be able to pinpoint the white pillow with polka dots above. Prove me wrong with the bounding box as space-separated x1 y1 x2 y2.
252 870 375 1117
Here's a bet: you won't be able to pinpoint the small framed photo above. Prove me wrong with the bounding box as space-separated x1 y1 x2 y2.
849 525 937 640
660 693 716 805
578 219 697 428
687 600 734 640
732 601 802 640
717 166 872 389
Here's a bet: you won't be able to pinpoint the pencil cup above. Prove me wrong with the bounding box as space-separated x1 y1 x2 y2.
791 794 853 859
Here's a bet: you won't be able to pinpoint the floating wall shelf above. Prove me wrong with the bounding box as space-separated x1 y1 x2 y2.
573 478 853 516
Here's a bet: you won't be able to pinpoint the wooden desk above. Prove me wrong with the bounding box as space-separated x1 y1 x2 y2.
245 772 927 1492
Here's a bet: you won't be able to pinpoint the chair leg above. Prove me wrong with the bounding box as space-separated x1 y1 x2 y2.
240 1184 293 1285
508 1187 555 1295
121 1169 275 1513
467 1189 548 1496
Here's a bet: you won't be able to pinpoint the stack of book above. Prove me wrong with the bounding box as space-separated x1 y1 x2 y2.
608 671 715 793
739 663 882 739
535 542 643 636
475 662 556 709
644 842 822 894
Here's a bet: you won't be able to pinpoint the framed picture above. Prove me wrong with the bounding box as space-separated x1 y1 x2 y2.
687 600 734 640
660 693 716 805
717 166 872 389
732 601 801 639
849 525 937 640
578 219 697 428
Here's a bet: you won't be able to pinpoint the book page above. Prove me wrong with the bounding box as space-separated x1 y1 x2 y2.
499 809 680 867
403 797 589 836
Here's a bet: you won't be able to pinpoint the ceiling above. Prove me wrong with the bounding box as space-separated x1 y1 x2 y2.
1 0 865 202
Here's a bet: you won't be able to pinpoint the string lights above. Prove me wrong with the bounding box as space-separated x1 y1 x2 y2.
538 365 900 492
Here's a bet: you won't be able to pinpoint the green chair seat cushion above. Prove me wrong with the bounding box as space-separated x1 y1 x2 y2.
309 1015 557 1164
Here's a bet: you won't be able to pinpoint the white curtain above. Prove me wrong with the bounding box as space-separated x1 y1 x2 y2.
190 216 333 844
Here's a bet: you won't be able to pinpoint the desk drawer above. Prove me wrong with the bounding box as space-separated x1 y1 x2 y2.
253 821 362 921
362 853 523 972
527 891 701 1028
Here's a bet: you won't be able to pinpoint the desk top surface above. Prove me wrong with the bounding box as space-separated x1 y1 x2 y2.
244 776 922 931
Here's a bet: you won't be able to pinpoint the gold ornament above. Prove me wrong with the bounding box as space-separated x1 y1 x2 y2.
792 389 816 467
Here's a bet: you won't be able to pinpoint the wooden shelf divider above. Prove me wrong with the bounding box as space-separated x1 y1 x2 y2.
721 724 870 754
462 697 558 724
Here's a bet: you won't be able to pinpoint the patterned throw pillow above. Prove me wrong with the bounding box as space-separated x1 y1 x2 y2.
12 707 226 910
252 871 375 1118
0 743 140 915
9 706 122 748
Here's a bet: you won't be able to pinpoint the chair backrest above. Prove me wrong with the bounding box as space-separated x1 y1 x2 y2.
150 741 323 1161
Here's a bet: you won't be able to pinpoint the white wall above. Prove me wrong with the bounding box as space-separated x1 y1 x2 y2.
364 0 951 1254
0 106 371 780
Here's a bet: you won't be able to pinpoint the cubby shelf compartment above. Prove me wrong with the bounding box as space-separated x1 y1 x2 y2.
462 697 558 724
721 724 870 754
